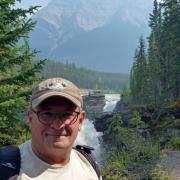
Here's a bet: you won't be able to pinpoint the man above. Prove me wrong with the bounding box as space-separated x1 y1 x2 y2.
7 77 101 179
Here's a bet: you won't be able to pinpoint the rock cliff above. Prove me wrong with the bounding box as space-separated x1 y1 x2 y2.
83 94 106 120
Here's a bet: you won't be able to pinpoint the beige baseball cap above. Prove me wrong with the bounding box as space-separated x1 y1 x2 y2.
31 77 83 109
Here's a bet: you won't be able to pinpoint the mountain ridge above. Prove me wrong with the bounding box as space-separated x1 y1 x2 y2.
30 0 153 73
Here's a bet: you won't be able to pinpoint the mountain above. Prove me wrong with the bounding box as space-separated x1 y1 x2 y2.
30 0 153 73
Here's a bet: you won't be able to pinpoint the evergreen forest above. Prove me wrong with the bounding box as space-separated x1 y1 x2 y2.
102 0 180 179
130 0 180 107
41 60 129 92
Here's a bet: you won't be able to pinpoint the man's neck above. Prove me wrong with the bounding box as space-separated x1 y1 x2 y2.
31 143 71 166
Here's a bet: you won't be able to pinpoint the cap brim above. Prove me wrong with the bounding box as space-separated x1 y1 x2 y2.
31 91 82 109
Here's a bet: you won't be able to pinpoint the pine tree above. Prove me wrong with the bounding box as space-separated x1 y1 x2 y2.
130 36 148 105
147 0 163 106
130 49 138 104
148 35 161 106
149 0 162 36
0 0 44 146
131 0 180 107
160 0 180 103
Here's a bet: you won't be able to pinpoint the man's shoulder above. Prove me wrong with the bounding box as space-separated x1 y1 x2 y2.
19 140 31 156
19 139 31 150
0 145 21 180
73 145 101 179
72 145 95 164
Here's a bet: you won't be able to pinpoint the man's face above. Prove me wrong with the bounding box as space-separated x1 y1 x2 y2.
28 96 86 154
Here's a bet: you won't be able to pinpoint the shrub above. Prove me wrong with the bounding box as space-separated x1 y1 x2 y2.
169 100 180 110
102 161 128 180
148 164 171 180
170 137 180 150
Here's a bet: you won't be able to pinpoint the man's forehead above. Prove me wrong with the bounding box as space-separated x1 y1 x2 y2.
37 96 76 109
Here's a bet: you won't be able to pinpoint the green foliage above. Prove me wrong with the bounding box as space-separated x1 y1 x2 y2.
169 100 180 110
104 114 134 150
130 0 180 107
0 0 44 146
121 87 130 97
102 161 128 180
102 150 129 180
129 111 144 127
102 113 161 179
130 36 148 105
106 150 130 166
106 114 122 134
170 137 180 150
132 141 160 163
41 60 129 92
151 112 180 137
148 164 171 180
102 136 161 179
0 132 17 146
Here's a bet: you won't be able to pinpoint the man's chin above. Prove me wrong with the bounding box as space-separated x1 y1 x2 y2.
49 139 69 149
46 134 66 142
44 136 71 149
51 142 70 150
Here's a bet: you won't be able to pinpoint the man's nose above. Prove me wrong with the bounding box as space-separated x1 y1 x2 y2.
50 117 65 129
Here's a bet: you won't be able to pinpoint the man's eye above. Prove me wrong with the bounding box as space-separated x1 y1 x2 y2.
62 112 73 118
45 112 53 116
40 112 53 118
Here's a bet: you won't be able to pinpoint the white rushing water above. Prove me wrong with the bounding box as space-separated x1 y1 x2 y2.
75 117 102 160
75 94 120 162
103 94 120 112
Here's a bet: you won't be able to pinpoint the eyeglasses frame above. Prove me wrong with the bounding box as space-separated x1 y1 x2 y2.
31 108 81 126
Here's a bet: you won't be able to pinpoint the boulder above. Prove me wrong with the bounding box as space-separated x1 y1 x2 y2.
94 112 114 132
83 93 106 120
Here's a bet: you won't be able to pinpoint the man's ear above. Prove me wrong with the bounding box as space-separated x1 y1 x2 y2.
78 111 86 131
27 110 34 130
28 110 33 122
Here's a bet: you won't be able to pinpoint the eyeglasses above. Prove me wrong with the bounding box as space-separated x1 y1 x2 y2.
32 109 80 125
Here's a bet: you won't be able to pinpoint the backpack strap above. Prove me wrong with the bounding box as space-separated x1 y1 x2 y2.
74 145 101 179
0 145 20 180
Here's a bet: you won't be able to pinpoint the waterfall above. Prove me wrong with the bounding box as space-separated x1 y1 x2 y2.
75 94 120 163
103 94 120 112
75 117 102 160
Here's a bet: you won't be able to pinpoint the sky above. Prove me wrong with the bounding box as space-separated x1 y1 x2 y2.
15 0 51 9
16 0 163 9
